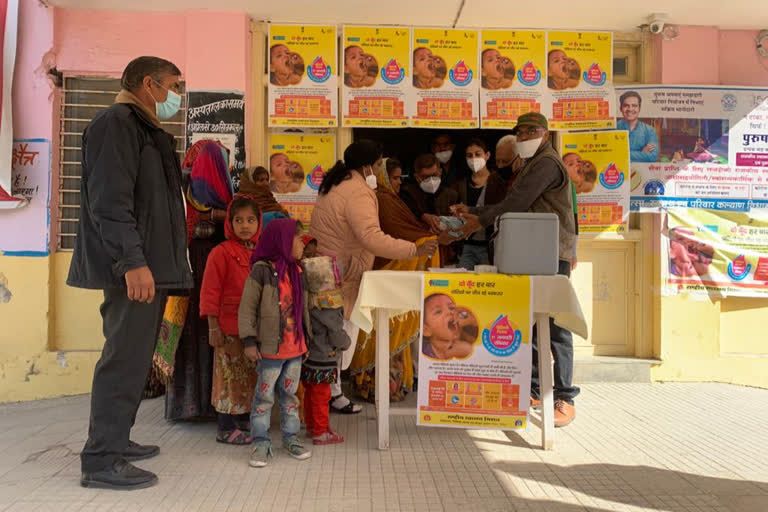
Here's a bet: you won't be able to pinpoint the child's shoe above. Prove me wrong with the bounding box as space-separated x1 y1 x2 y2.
249 443 273 468
312 429 344 446
283 438 312 460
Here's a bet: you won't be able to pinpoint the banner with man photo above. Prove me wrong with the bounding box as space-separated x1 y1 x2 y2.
267 133 335 226
341 26 411 128
268 24 338 128
616 85 768 212
545 31 616 131
664 208 768 298
480 30 548 129
559 130 630 233
417 273 532 430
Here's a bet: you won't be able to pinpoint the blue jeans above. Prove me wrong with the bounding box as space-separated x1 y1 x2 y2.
530 260 580 405
250 356 302 446
458 243 489 270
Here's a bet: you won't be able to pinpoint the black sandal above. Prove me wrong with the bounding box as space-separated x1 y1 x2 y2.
330 395 363 415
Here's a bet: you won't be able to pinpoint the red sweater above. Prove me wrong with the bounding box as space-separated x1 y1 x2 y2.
200 240 253 336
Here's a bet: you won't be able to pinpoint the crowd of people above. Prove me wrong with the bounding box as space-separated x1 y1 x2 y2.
68 56 582 491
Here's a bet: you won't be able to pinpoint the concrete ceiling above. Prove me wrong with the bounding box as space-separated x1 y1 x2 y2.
47 0 768 31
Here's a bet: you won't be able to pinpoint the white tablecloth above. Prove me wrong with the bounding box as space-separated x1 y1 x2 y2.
350 271 588 339
348 270 588 451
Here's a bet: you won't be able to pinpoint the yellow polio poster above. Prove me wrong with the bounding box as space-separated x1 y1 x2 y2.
268 25 338 127
546 31 616 131
410 28 479 129
417 273 532 430
480 30 548 129
341 26 411 128
268 133 336 226
560 130 630 233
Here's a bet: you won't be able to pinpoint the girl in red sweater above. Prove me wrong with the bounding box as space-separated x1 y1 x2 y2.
200 195 262 444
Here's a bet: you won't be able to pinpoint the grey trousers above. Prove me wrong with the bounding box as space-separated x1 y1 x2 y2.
81 288 167 472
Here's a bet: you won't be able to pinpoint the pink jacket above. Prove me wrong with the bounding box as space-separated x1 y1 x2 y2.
310 171 417 318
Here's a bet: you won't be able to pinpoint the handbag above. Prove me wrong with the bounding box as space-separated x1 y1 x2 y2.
152 295 190 380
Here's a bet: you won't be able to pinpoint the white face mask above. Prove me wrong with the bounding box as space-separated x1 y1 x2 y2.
515 137 544 159
419 176 441 194
467 157 486 173
363 167 377 190
435 150 453 164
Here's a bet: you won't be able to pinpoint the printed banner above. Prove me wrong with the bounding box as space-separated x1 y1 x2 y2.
0 140 51 254
546 31 615 131
186 91 246 186
480 30 547 129
0 0 21 208
664 208 768 297
410 28 479 129
267 133 335 226
560 130 630 233
417 273 532 430
342 26 411 128
616 86 768 212
268 25 337 128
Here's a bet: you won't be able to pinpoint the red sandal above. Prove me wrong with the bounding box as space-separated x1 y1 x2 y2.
312 429 344 445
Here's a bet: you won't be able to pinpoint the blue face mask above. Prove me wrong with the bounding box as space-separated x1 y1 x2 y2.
151 80 182 120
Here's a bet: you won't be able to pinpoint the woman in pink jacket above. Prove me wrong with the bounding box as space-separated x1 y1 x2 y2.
310 140 438 413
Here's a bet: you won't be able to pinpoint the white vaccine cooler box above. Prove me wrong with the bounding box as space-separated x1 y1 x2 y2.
493 212 559 275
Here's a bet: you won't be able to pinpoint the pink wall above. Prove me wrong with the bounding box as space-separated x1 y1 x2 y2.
53 9 249 90
658 26 768 86
658 26 720 85
719 30 768 86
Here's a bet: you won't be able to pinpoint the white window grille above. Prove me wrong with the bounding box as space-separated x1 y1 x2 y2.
58 76 186 250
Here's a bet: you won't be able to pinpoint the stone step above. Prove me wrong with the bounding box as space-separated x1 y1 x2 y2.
574 355 659 383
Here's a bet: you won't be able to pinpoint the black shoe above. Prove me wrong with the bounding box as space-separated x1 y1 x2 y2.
81 459 158 490
123 440 160 462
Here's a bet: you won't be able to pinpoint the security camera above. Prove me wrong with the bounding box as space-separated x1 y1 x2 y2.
647 13 669 35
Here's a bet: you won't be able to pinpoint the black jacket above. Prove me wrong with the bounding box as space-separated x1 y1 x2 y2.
67 102 193 290
399 180 458 219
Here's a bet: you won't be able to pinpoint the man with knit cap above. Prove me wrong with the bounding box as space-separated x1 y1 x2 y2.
455 112 579 427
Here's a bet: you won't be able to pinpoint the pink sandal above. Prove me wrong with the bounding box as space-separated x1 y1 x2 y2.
216 428 252 445
313 429 344 445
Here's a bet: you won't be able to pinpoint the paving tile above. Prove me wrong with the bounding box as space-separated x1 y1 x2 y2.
0 384 767 511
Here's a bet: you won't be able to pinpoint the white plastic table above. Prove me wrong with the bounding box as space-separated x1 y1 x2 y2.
349 270 588 451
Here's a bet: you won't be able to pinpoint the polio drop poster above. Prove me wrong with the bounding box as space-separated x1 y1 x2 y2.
417 273 532 430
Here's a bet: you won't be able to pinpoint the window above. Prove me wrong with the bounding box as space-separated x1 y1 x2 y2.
58 77 186 250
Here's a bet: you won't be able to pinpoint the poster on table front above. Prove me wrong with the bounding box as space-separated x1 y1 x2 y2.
559 130 630 233
268 24 337 128
186 91 246 186
546 31 615 131
480 30 548 129
267 133 335 226
0 140 51 254
409 28 479 129
417 273 532 430
341 26 411 128
663 208 768 298
615 85 768 212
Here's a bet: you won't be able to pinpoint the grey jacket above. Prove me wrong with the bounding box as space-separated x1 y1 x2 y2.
304 308 351 371
238 260 312 356
67 103 192 290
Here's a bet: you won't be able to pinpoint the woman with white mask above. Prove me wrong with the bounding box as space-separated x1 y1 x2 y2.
310 140 438 414
451 138 507 270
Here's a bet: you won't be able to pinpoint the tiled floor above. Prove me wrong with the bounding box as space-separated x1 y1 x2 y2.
0 383 766 511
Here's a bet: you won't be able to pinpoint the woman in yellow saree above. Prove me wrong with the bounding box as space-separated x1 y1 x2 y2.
349 158 443 401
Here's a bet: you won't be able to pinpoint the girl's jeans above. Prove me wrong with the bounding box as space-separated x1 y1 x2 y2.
250 356 302 446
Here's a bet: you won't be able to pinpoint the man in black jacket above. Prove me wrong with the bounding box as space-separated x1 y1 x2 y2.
68 56 192 490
